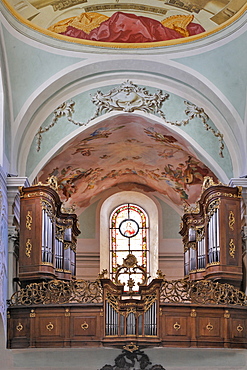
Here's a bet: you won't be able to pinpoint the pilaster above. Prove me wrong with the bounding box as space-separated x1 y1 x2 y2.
0 166 8 336
229 178 247 293
6 177 29 298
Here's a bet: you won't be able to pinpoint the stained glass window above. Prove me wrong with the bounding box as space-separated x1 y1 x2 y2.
110 203 149 291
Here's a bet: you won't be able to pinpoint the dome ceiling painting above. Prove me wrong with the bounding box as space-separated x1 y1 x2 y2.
37 113 218 211
4 0 246 46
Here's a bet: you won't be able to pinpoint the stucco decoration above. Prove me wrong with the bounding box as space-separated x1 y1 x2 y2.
2 0 247 47
37 115 218 210
36 81 224 157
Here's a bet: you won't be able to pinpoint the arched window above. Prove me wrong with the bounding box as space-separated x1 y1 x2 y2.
110 203 149 290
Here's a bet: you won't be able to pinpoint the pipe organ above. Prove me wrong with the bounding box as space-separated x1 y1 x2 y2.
18 179 80 285
100 253 161 346
8 176 247 349
180 177 242 287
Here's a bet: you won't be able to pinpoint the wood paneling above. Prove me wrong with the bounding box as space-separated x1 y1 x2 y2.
8 303 247 349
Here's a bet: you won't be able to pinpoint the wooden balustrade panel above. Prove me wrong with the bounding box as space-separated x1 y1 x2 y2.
8 304 247 349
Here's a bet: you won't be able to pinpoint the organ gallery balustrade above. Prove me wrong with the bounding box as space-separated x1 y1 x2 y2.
8 266 247 349
8 176 247 349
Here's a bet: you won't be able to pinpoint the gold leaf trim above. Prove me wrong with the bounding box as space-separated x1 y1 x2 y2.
25 239 32 258
16 322 23 332
26 211 32 230
229 239 236 258
81 321 89 330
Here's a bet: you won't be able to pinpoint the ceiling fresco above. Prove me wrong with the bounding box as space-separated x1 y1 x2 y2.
4 0 246 46
37 114 218 211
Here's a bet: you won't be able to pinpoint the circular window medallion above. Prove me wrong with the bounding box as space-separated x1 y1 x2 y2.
119 219 139 238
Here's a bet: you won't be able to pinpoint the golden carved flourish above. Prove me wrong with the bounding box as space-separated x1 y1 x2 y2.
46 322 54 331
16 322 23 332
206 322 213 331
229 211 235 231
229 239 236 258
81 322 89 330
190 309 197 317
123 342 139 352
237 324 243 333
30 309 35 318
25 239 32 258
173 322 181 331
26 211 32 230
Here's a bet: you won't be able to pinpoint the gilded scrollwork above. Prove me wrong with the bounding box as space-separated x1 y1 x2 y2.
206 198 220 221
173 322 181 331
25 239 32 258
206 322 213 331
106 292 120 313
202 176 221 191
41 199 55 221
16 322 24 332
229 211 235 231
46 322 54 331
229 239 236 258
10 279 103 306
143 293 157 312
160 279 247 306
26 211 32 230
81 321 89 330
237 324 244 333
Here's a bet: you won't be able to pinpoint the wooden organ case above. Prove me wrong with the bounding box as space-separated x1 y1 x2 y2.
180 177 243 288
100 253 162 347
18 179 80 285
8 177 247 350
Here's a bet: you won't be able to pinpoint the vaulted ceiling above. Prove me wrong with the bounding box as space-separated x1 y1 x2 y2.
0 0 246 215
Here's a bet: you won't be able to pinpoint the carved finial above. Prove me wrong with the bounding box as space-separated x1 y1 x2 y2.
47 175 58 191
98 269 108 279
156 270 166 280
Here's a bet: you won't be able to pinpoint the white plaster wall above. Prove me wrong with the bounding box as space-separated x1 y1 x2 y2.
0 166 8 339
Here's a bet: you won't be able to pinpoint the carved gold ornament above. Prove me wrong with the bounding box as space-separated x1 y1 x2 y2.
229 211 235 231
65 309 70 317
30 309 35 318
10 279 103 306
237 324 243 332
190 309 197 317
46 322 54 331
224 310 230 319
206 322 213 331
26 211 32 230
173 322 181 331
207 198 220 220
81 322 89 330
25 239 32 258
16 322 23 332
123 342 139 352
229 239 236 258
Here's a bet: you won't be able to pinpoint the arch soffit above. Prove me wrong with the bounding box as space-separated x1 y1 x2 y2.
26 111 230 186
14 61 243 179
